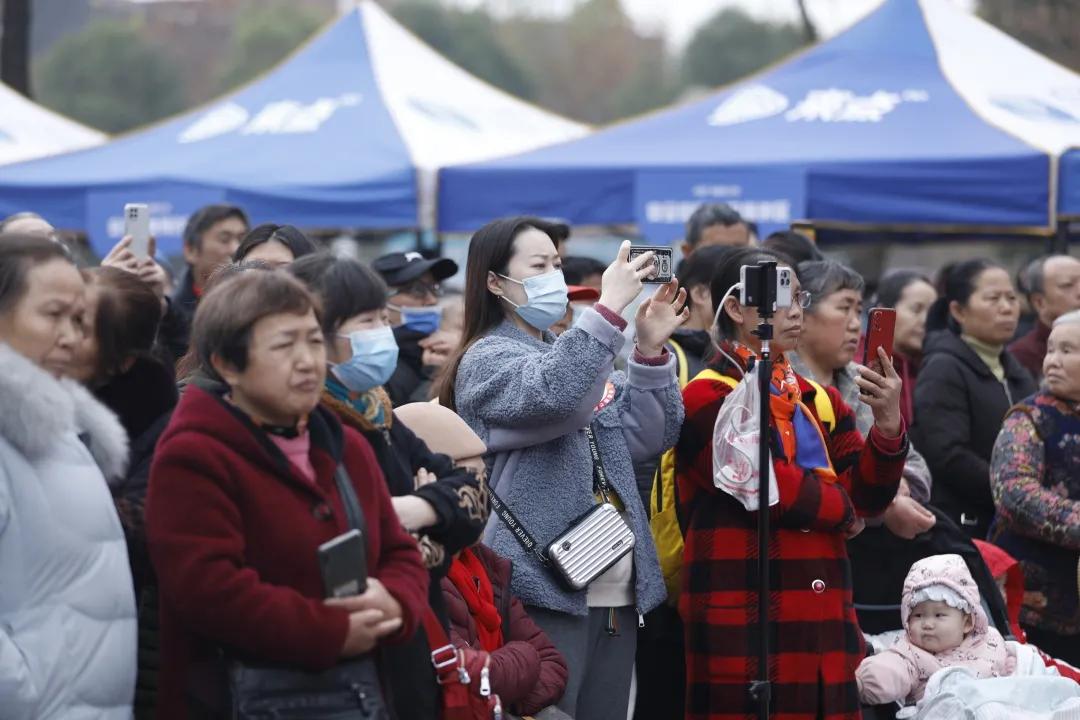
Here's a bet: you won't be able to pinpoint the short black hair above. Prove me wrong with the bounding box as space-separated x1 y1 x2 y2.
234 223 318 263
182 204 249 250
709 247 787 340
797 260 865 312
686 203 745 248
677 245 737 309
289 253 388 335
762 230 823 266
560 255 606 286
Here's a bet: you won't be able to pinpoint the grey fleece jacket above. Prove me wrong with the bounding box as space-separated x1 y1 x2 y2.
454 308 683 617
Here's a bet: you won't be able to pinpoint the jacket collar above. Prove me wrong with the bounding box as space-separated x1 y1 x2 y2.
924 329 1030 385
164 384 344 493
490 317 553 349
0 342 129 480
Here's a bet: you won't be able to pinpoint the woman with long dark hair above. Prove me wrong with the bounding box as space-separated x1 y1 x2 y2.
438 217 687 720
913 259 1036 539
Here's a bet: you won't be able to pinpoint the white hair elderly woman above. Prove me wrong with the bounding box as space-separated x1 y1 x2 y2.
990 308 1080 667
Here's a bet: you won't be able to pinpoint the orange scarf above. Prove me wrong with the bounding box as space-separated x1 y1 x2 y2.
721 341 837 482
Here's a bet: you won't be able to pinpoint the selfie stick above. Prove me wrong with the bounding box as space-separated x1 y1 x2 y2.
750 260 776 720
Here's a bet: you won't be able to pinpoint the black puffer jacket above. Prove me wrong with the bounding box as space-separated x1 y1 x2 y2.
911 331 1035 539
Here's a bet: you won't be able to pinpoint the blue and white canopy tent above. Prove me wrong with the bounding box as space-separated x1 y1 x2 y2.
0 2 585 255
438 0 1080 244
0 82 104 166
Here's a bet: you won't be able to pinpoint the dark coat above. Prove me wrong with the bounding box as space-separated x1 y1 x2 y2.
440 545 568 716
1007 321 1050 383
96 357 178 719
159 267 198 366
323 390 488 720
677 364 906 720
912 331 1036 539
385 327 435 406
146 386 429 720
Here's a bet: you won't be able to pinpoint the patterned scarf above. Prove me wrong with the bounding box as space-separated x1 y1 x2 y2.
718 340 837 482
447 548 504 652
323 374 392 433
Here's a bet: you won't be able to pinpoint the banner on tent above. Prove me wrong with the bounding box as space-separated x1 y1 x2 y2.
86 186 228 258
634 169 807 245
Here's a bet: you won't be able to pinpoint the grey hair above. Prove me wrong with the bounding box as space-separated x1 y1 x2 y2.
1053 309 1080 328
797 260 865 312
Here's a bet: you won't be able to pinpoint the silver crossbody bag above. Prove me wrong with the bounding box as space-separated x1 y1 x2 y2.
489 423 635 591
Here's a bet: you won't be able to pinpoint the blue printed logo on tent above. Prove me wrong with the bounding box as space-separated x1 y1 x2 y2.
707 85 929 126
990 96 1080 124
178 94 363 143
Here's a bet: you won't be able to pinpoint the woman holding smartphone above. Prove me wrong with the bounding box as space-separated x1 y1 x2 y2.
676 248 907 720
439 217 687 720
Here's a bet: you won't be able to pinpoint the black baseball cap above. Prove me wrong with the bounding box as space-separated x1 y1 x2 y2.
372 251 458 287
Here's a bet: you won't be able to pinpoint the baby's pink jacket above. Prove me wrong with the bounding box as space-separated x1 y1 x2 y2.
856 554 1014 704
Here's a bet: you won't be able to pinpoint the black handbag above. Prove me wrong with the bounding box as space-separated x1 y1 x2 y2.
193 465 390 719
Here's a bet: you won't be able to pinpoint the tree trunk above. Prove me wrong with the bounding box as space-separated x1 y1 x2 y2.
2 0 33 97
795 0 818 43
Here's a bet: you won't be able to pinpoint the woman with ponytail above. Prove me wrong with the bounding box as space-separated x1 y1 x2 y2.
912 259 1035 539
439 217 686 720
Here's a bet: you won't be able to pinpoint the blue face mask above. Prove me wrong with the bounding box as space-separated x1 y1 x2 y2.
390 304 442 336
332 326 400 393
499 269 569 332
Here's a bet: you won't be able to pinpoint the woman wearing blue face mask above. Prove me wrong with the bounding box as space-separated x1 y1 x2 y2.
437 217 689 720
290 253 488 720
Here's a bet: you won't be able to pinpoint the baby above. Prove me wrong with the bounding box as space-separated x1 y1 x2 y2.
857 553 1013 705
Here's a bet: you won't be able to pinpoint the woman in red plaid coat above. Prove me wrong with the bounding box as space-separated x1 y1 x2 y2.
676 249 907 720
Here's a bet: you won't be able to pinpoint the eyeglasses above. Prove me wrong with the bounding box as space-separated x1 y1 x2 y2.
395 279 443 300
794 290 812 309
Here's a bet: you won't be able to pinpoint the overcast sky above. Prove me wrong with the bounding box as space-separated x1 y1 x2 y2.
442 0 977 49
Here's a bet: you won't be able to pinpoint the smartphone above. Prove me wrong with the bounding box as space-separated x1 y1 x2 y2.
863 308 897 372
317 529 368 599
124 203 151 259
628 245 673 284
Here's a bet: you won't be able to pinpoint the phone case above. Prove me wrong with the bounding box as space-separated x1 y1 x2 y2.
124 203 151 259
628 246 673 284
863 308 897 368
318 529 368 599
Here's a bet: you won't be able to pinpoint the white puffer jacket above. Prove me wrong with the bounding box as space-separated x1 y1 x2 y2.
0 342 136 719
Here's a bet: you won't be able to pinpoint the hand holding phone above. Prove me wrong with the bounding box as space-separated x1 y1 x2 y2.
123 203 151 259
628 245 673 284
318 529 368 598
862 308 897 374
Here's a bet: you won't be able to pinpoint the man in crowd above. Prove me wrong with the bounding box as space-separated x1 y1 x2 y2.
680 202 753 257
561 255 605 292
0 212 58 240
160 204 249 362
1010 254 1080 381
373 250 459 406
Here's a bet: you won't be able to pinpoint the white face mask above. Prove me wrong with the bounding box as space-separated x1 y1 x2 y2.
497 270 569 331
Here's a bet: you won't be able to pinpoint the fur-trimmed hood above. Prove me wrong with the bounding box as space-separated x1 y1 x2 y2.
0 342 129 481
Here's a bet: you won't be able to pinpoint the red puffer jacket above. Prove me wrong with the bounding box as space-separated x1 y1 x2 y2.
440 544 568 715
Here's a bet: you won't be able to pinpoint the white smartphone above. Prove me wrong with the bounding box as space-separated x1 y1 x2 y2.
123 203 151 259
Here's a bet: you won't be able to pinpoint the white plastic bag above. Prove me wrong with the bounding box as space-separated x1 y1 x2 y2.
711 365 779 511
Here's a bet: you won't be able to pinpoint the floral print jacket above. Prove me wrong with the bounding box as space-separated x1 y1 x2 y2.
990 391 1080 635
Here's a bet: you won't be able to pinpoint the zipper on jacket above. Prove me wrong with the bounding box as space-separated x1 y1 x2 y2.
480 656 492 696
638 612 645 629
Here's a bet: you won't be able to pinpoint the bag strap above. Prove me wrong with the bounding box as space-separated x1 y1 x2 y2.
488 420 608 567
668 338 689 388
334 463 368 536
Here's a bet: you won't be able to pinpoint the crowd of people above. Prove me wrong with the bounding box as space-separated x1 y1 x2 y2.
0 201 1078 720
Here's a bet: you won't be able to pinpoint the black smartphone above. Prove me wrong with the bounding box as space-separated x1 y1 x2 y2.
318 529 368 598
628 245 673 284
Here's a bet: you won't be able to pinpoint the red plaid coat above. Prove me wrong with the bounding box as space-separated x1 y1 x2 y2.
676 368 906 720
